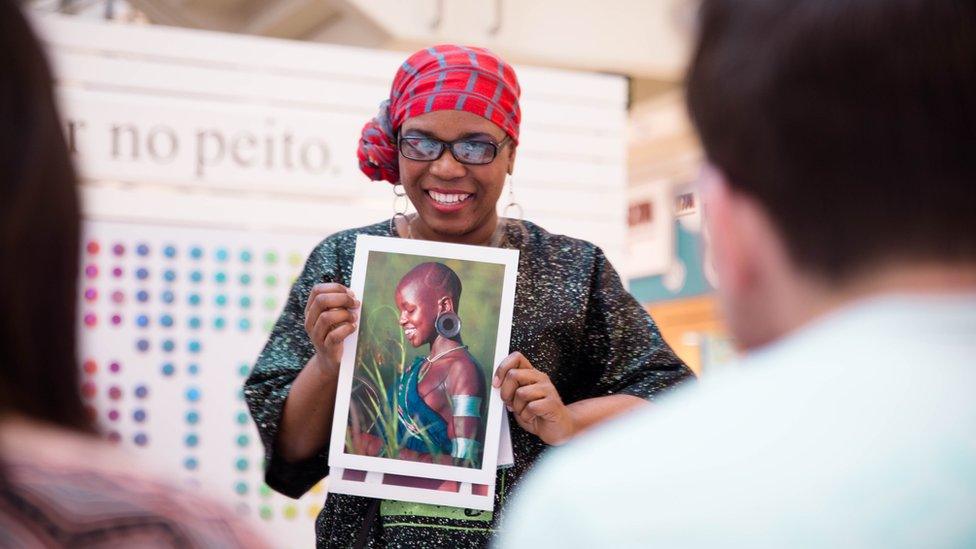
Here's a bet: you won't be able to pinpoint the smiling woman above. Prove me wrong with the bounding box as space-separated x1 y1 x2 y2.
244 44 695 548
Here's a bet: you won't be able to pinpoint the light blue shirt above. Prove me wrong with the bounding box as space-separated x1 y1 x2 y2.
500 294 976 548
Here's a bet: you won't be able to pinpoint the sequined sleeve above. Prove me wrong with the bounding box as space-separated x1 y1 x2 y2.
582 247 695 399
243 237 342 498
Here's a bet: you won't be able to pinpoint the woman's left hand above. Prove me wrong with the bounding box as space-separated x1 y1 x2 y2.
493 352 576 446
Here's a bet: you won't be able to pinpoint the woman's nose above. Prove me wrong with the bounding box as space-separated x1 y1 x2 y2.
429 149 466 179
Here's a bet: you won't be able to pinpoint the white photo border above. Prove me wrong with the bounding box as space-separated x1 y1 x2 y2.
329 468 495 512
327 234 519 485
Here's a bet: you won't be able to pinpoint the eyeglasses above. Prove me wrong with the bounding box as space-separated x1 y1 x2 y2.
398 135 511 165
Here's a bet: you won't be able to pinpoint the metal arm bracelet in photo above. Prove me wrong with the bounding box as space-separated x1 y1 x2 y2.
451 395 483 417
451 437 482 461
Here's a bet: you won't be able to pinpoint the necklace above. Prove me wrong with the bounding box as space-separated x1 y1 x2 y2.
393 214 509 248
419 344 468 380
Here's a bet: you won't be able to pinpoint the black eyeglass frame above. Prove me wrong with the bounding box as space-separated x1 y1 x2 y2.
397 134 512 165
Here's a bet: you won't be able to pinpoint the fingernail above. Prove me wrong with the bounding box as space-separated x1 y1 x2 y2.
505 404 513 412
492 377 500 388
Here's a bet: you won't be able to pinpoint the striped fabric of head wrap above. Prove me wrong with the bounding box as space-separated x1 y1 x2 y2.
357 44 522 184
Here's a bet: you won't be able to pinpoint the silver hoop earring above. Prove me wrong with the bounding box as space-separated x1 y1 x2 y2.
435 311 462 338
390 183 413 238
502 175 523 220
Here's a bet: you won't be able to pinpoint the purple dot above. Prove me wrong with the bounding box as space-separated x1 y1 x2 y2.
134 433 148 446
83 313 97 327
134 385 149 399
136 339 149 352
84 288 98 301
112 291 125 304
84 265 98 279
113 243 125 256
108 386 122 400
133 409 147 422
111 314 123 326
112 267 123 278
107 409 120 421
109 361 121 374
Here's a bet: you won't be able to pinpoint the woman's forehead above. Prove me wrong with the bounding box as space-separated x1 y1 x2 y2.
400 110 505 141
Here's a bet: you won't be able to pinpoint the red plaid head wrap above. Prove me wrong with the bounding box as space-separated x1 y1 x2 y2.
358 44 521 184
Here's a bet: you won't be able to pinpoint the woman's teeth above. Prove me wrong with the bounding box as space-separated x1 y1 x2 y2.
404 327 417 338
428 191 471 205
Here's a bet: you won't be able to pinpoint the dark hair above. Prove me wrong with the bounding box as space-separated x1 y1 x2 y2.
686 0 976 281
0 1 93 432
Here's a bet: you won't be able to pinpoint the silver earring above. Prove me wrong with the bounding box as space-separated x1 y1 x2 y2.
502 174 523 220
390 183 413 238
435 311 462 338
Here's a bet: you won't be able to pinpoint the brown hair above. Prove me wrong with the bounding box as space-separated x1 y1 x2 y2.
686 0 976 281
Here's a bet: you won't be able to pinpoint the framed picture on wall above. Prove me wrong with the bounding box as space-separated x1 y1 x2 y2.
328 235 519 486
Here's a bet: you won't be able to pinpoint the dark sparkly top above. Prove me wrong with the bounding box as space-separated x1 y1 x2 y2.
244 219 694 548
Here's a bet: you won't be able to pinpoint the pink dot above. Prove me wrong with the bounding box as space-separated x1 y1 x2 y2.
109 361 121 374
84 288 98 301
83 313 97 327
107 409 120 421
112 267 123 278
108 386 122 400
111 291 124 304
107 431 121 443
86 241 100 255
113 243 125 256
111 314 122 326
81 382 97 398
84 265 98 279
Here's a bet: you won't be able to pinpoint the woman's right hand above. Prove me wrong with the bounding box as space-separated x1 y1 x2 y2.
304 283 360 378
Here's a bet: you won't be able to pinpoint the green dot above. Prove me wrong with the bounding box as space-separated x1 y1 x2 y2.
264 251 278 265
259 505 272 521
238 364 250 377
235 457 249 471
263 319 275 333
264 274 278 287
263 297 277 311
259 484 272 498
236 411 249 424
234 481 248 495
283 505 297 520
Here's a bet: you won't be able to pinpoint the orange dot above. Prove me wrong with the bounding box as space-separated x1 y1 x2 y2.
83 360 97 375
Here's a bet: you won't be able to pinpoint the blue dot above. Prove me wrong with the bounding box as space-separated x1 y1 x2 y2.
234 481 248 494
163 269 176 282
163 245 177 258
215 248 228 262
162 339 175 353
160 314 173 328
235 458 248 472
215 272 227 284
188 294 201 306
188 340 202 354
239 273 251 285
134 433 148 446
136 244 150 256
161 363 175 376
188 363 200 376
215 295 227 307
184 457 198 470
238 318 251 331
161 290 175 304
133 409 147 422
213 317 226 330
185 433 199 447
136 314 149 328
136 290 149 303
190 271 203 283
185 410 200 423
240 250 252 263
186 387 201 402
135 385 149 399
190 247 203 260
188 316 201 329
239 296 251 308
136 339 150 352
236 434 249 447
136 267 149 280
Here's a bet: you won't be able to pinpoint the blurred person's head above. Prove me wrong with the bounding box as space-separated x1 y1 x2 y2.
0 1 93 432
687 0 976 350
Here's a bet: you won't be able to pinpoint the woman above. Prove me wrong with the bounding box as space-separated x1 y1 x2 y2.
244 45 694 547
0 3 264 546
